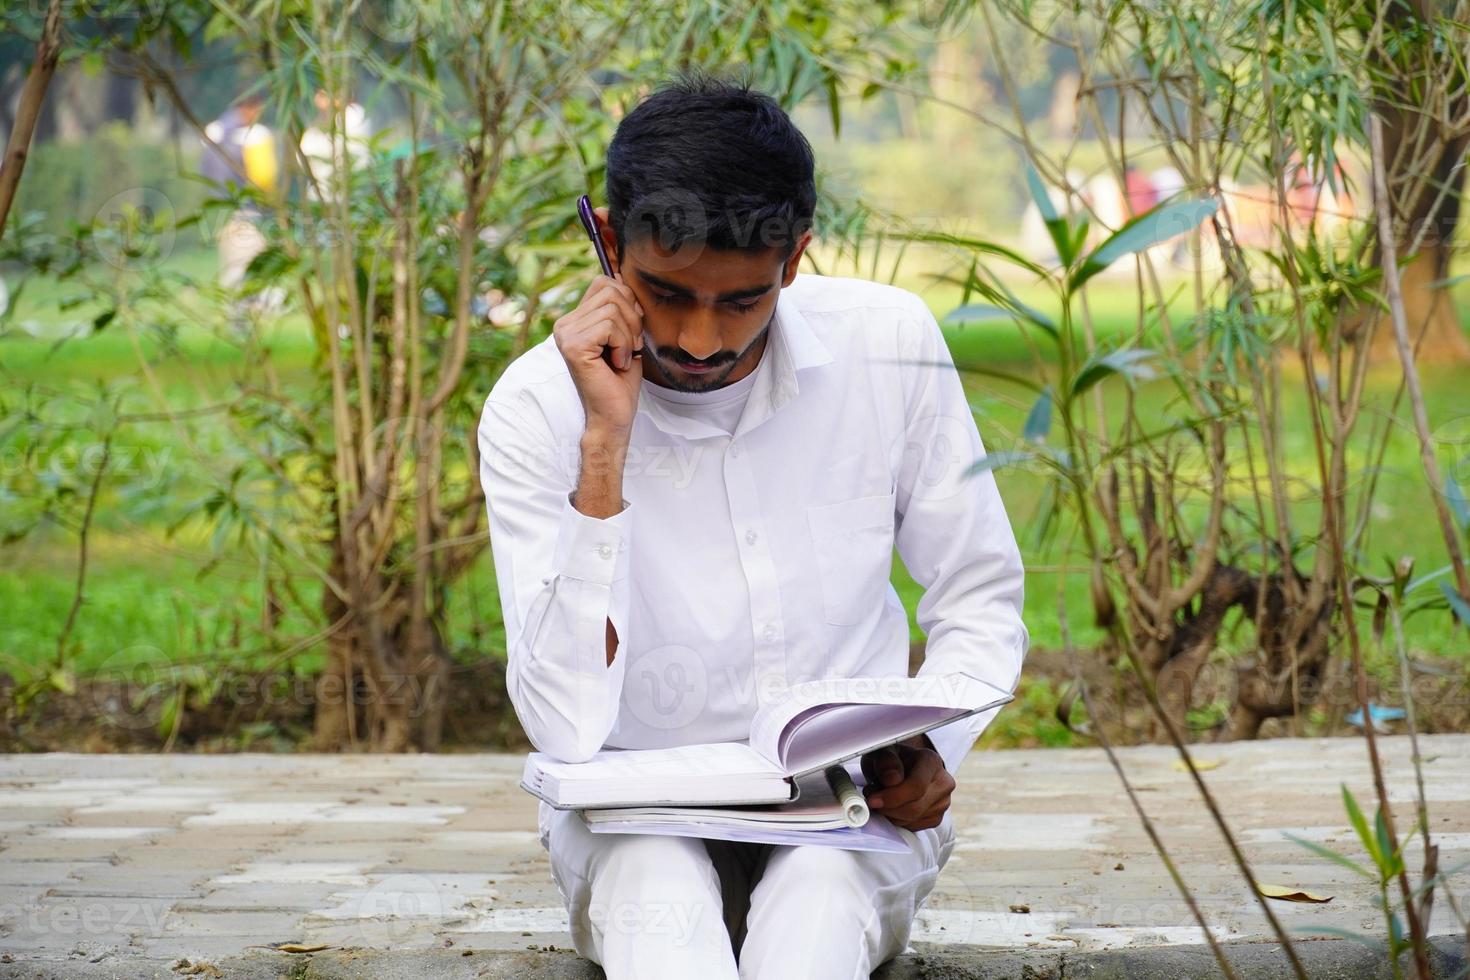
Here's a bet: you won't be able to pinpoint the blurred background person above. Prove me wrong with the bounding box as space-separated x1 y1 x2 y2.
299 88 370 202
200 91 278 295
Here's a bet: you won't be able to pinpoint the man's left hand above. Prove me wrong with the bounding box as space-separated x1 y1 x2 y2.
859 734 954 832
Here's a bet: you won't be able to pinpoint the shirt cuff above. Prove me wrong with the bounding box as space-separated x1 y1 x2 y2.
552 492 631 587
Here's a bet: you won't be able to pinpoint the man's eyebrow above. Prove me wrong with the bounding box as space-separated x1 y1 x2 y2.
636 269 773 302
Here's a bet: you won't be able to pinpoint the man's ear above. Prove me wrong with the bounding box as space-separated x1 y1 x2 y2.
593 205 621 276
780 229 813 287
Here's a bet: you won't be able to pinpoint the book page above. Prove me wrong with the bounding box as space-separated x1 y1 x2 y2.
747 673 1014 771
531 741 770 782
584 812 911 853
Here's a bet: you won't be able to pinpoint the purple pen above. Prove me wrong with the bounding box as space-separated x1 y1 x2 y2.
577 194 642 361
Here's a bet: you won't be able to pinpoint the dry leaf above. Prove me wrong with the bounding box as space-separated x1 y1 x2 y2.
1256 882 1333 903
1172 757 1224 772
243 943 336 954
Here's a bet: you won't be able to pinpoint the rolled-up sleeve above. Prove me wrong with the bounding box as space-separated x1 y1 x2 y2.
892 299 1031 776
478 393 631 763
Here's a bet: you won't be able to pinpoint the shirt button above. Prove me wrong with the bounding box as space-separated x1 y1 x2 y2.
762 624 777 641
730 442 741 458
597 544 613 559
745 528 758 545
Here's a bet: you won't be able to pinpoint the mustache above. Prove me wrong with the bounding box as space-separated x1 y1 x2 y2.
662 349 734 368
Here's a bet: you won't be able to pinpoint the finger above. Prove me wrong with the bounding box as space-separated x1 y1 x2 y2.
573 303 642 369
583 317 639 371
606 274 645 317
862 747 904 804
588 293 645 361
575 295 643 337
879 779 950 825
589 274 645 321
897 806 945 832
868 772 927 813
870 753 943 811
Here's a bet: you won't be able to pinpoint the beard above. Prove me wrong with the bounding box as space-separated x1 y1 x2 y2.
651 315 773 393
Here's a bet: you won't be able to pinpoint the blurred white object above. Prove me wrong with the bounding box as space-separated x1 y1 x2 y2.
300 100 370 201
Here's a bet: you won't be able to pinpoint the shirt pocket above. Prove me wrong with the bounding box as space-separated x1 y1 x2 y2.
805 488 898 627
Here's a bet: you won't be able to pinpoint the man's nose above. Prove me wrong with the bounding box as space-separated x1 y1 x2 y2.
677 308 721 361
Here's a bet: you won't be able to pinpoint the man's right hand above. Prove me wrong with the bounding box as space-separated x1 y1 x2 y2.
553 274 645 436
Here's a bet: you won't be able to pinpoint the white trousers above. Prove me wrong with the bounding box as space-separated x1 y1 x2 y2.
538 801 956 979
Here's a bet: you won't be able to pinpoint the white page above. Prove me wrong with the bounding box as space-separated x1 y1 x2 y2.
581 768 851 828
532 741 770 781
585 812 911 853
748 673 1013 771
521 741 788 809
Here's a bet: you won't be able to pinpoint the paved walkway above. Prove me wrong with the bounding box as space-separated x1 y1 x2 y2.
1 735 1468 977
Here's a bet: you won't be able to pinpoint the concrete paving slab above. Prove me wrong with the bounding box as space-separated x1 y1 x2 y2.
1 734 1468 976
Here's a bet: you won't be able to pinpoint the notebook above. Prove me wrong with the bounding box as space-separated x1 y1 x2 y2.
520 672 1013 810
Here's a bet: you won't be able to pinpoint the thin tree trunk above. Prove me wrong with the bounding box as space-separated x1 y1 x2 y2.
0 0 63 236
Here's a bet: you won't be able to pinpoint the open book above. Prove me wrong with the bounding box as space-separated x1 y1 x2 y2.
520 673 1013 810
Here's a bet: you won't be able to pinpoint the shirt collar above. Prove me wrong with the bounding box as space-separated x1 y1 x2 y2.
635 288 832 441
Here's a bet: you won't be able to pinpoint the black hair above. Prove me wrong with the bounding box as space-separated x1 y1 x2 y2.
605 71 816 261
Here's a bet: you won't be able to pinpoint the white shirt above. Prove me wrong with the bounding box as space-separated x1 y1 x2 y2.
477 271 1030 775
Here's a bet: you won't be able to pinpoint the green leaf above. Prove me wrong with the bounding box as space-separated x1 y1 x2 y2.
825 74 841 138
1025 164 1075 265
92 309 116 333
1070 348 1159 397
943 304 1014 325
894 229 1050 279
1440 580 1470 627
1342 785 1379 867
1374 806 1402 877
963 450 1033 477
1023 387 1053 444
1025 164 1058 223
1291 925 1384 952
1446 475 1469 530
49 668 76 696
156 690 180 740
1071 197 1219 290
943 272 1059 342
1283 832 1375 880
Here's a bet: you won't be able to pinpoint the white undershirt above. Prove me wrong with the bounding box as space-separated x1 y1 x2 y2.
640 341 768 436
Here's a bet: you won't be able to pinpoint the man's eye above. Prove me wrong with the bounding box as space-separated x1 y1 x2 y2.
728 300 758 313
652 292 682 306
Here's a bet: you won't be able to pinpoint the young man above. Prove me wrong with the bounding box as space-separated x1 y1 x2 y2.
478 75 1029 979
